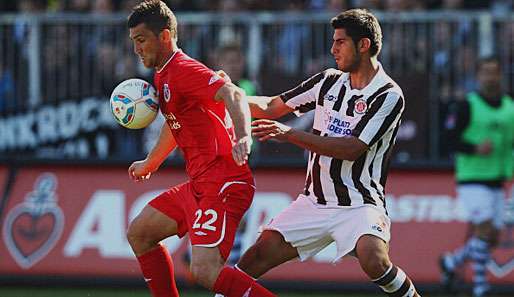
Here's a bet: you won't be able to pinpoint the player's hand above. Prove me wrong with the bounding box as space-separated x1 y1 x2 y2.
232 135 252 166
216 70 232 83
476 139 493 155
252 119 292 142
128 159 156 182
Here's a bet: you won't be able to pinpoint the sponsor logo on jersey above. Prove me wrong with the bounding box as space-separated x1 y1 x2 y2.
163 112 181 129
2 173 65 269
163 83 171 102
354 98 367 114
324 94 337 102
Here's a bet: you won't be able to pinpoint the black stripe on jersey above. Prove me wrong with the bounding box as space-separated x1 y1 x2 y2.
351 92 388 139
366 83 394 104
380 123 400 188
368 139 382 199
279 72 324 103
368 96 404 147
352 152 376 205
330 158 351 206
304 151 313 196
304 129 322 196
312 153 326 205
317 72 342 107
332 85 347 112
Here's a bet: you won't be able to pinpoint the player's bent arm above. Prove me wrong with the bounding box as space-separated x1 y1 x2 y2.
248 96 294 119
144 122 177 171
215 83 252 141
285 130 368 161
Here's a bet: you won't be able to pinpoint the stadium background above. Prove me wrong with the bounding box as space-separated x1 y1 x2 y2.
1 0 514 296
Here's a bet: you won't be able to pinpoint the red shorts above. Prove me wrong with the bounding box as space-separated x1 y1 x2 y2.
149 178 255 260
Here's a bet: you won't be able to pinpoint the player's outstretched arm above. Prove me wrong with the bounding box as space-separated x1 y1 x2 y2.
252 119 368 161
215 70 292 119
247 95 294 119
128 122 177 181
215 83 252 166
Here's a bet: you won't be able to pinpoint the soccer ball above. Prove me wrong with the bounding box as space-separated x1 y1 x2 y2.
110 78 159 129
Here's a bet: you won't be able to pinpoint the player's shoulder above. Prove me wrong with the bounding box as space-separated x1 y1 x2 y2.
174 51 211 73
377 70 404 101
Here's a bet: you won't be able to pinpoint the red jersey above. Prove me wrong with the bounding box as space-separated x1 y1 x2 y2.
154 50 251 182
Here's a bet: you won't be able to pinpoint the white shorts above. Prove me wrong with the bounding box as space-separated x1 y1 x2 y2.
457 184 505 228
263 195 391 263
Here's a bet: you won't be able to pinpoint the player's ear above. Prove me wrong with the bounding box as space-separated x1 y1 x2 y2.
159 29 172 43
358 38 371 54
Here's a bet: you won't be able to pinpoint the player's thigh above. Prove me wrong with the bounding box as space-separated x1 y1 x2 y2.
128 185 189 243
239 230 299 271
190 180 254 261
128 204 179 239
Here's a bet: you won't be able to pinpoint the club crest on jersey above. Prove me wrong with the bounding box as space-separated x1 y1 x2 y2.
163 83 171 102
2 173 65 269
354 98 367 114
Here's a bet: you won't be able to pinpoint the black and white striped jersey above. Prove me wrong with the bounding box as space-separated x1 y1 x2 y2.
280 64 404 210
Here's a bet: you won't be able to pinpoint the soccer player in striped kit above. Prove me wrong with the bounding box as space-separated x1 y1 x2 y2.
225 8 420 297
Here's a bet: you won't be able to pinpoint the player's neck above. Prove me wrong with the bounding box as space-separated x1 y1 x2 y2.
349 58 379 90
155 47 178 72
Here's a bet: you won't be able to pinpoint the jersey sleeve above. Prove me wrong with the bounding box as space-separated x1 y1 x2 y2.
279 71 325 117
352 92 405 147
176 63 225 104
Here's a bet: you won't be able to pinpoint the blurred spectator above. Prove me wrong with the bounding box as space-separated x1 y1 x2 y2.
0 61 15 113
92 0 114 14
440 56 514 297
277 1 310 74
214 42 258 96
67 0 91 12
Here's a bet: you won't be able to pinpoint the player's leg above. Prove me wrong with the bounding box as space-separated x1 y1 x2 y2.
211 230 296 297
127 186 189 297
237 230 299 278
189 180 276 297
356 235 420 296
440 185 501 296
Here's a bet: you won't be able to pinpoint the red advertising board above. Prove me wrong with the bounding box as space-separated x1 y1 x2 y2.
0 166 513 286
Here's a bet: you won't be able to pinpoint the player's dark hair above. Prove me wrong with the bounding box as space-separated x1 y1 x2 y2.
127 0 177 40
331 9 382 57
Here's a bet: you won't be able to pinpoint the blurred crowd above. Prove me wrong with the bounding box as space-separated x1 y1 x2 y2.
1 0 514 13
1 0 514 162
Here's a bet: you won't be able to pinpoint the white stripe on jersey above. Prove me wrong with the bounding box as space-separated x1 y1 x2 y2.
280 64 404 209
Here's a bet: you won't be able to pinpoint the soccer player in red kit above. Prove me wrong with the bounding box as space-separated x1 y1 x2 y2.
125 1 275 297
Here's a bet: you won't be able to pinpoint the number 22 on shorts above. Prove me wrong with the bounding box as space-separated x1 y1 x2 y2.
192 209 218 231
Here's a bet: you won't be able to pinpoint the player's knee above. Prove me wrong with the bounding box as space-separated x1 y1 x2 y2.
189 259 222 289
126 217 155 250
356 237 391 279
359 252 390 279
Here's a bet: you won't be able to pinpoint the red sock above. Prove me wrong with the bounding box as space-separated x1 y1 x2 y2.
137 244 179 297
213 266 275 297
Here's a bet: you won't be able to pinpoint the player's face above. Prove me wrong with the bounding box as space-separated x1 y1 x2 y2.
477 61 501 95
331 28 360 72
129 23 162 68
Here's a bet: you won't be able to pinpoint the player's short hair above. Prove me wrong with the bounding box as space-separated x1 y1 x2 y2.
331 9 382 57
127 0 177 40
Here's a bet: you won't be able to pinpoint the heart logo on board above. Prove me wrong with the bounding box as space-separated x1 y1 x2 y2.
2 173 64 269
